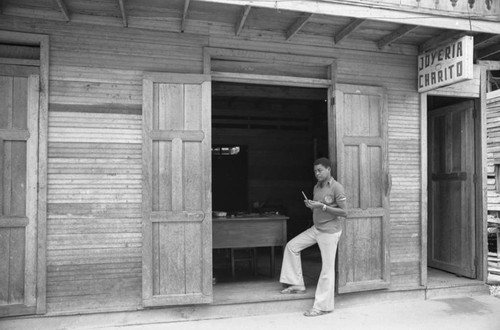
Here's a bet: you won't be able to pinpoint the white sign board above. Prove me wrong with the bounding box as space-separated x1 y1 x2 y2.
418 36 474 93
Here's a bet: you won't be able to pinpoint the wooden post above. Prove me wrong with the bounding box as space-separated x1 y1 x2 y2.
0 137 3 214
420 92 428 287
37 33 49 315
328 61 337 175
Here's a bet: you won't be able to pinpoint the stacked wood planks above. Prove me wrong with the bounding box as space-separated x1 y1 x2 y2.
488 217 500 276
487 91 500 278
487 91 500 212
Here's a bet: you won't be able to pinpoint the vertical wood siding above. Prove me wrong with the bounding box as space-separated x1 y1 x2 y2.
0 72 39 315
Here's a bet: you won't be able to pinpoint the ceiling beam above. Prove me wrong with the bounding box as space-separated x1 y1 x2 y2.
377 25 419 49
55 0 70 22
474 33 497 47
334 18 365 44
117 0 128 27
235 5 251 36
198 0 500 34
285 13 313 41
419 30 469 53
477 43 500 60
213 83 326 100
181 0 191 32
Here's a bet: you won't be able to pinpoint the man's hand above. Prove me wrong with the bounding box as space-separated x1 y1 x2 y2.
304 199 323 209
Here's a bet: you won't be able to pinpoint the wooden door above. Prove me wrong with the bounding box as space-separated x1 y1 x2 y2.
0 67 39 316
142 73 212 306
428 101 476 278
335 84 391 293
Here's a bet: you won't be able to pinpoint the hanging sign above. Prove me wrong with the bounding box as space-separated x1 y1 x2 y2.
418 36 474 93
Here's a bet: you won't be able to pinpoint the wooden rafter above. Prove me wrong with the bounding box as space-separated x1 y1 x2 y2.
285 13 313 41
474 33 497 47
477 43 500 60
334 18 365 44
377 25 419 49
117 0 128 27
199 0 500 34
55 0 70 22
235 5 251 36
419 30 468 53
181 0 191 32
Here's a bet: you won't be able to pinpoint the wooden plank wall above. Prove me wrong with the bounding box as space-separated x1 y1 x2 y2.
46 109 142 312
0 17 207 313
487 91 500 213
0 12 422 312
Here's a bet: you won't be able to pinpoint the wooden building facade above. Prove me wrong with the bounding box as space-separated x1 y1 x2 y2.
1 0 500 319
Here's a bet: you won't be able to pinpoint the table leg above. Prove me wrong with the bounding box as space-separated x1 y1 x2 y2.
231 249 235 279
271 246 275 278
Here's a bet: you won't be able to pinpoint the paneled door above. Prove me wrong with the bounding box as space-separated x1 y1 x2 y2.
334 84 391 293
0 66 39 316
428 101 476 278
142 73 212 306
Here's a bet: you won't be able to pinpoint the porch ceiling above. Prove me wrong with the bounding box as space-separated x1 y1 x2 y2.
2 0 500 61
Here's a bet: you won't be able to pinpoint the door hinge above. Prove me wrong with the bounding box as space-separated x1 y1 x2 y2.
473 173 477 184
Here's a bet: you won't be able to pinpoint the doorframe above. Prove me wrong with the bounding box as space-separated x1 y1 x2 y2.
203 46 337 284
419 65 487 285
0 31 49 314
203 47 333 87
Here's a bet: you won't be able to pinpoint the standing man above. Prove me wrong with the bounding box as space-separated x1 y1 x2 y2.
279 157 347 317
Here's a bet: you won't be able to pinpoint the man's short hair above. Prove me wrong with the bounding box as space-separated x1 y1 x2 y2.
313 157 332 169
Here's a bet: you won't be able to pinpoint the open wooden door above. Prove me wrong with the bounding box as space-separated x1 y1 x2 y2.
0 68 39 316
335 84 391 293
142 73 212 306
428 101 476 278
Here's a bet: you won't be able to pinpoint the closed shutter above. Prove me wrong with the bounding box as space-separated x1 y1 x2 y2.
142 73 212 306
0 69 39 316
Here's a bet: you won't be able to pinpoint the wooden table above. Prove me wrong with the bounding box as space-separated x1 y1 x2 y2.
212 214 288 277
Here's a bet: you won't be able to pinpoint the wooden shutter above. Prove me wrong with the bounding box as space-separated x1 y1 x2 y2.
142 73 212 306
0 71 39 316
335 84 391 293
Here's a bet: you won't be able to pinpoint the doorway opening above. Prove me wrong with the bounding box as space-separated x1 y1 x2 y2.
426 95 483 287
211 82 328 303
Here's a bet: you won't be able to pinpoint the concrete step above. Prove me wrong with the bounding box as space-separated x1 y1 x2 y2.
1 298 314 330
426 283 490 299
3 282 491 330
